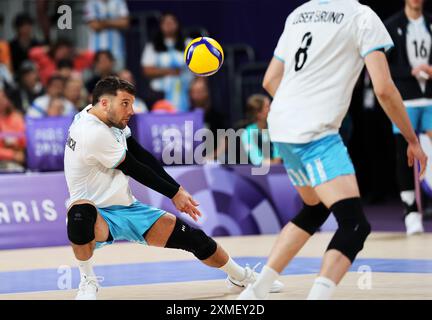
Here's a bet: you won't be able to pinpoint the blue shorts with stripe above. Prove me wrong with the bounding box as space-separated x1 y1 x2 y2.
392 106 432 134
274 134 355 188
95 201 166 249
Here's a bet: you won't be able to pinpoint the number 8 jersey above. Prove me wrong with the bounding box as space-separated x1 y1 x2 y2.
268 0 394 144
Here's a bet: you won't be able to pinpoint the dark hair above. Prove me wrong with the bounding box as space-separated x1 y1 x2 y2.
14 13 34 30
49 37 73 58
57 58 74 69
92 76 136 106
152 13 185 52
94 50 115 63
47 75 66 87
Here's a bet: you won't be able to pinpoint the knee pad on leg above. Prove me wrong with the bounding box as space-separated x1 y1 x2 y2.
165 218 218 260
327 198 371 262
67 203 97 245
291 202 331 235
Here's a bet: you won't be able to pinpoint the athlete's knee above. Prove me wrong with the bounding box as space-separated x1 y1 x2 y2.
67 203 98 245
326 197 371 262
165 217 218 260
291 202 331 235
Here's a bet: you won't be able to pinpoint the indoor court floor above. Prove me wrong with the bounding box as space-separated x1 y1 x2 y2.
0 232 431 300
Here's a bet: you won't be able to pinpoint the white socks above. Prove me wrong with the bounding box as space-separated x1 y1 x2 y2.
307 276 336 300
78 258 95 278
252 265 279 299
219 257 247 281
400 190 416 207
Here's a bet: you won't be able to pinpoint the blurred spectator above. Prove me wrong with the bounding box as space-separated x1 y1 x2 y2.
84 0 130 71
141 13 193 112
27 75 75 118
9 13 41 74
151 99 176 113
189 77 225 134
64 77 88 112
85 50 116 93
0 34 12 73
0 90 26 171
56 59 75 80
29 38 94 86
240 94 281 166
46 97 65 117
118 69 148 113
8 61 43 113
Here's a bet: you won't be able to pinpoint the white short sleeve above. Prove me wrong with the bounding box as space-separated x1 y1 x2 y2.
117 0 129 18
273 16 291 63
84 0 97 22
356 6 394 58
84 126 126 169
141 43 157 67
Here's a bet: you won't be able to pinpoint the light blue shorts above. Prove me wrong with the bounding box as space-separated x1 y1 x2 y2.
96 201 166 249
275 134 355 188
392 106 432 134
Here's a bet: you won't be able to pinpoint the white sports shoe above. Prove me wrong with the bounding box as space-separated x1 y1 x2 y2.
237 284 268 300
226 263 284 293
75 275 102 300
405 212 424 236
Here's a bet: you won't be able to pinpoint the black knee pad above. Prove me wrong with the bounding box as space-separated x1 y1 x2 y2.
291 202 331 235
327 198 371 263
165 218 218 260
67 203 97 245
395 134 415 191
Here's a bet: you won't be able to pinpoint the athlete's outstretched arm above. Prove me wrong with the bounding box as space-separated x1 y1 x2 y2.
365 50 428 177
263 57 285 97
126 136 180 188
116 151 202 221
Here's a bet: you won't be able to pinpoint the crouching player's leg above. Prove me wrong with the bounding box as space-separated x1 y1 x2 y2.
144 212 284 293
67 200 110 300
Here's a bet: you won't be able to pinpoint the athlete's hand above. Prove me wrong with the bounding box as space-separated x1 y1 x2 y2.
171 186 202 222
407 141 428 180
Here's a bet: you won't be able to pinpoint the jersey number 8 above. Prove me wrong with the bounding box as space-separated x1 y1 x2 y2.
295 32 313 72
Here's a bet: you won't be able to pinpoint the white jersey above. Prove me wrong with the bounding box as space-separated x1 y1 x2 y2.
405 15 432 107
64 105 135 208
268 0 394 143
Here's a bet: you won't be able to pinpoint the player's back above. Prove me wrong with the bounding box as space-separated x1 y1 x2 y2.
268 0 393 143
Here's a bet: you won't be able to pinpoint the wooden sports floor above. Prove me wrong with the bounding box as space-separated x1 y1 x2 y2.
0 232 431 300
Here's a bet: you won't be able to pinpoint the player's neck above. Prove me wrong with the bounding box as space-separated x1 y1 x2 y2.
257 120 267 130
88 106 112 127
405 6 423 20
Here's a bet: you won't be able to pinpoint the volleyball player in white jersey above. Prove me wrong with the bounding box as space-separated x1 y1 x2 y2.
64 76 283 300
238 0 428 300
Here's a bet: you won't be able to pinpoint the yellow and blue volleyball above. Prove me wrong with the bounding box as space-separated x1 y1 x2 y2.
184 37 224 76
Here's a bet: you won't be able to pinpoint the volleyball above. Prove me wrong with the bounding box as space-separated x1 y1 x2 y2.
184 37 224 76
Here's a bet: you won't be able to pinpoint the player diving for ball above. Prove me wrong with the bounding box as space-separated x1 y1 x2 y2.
237 0 428 300
64 76 283 300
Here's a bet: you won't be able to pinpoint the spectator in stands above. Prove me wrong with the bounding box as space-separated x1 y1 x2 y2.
29 38 94 86
46 97 65 117
85 50 116 94
0 21 12 73
141 13 193 112
84 0 130 70
27 75 75 117
64 77 88 112
118 69 148 113
240 94 281 166
9 13 41 74
190 77 225 134
0 90 26 170
8 61 43 113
